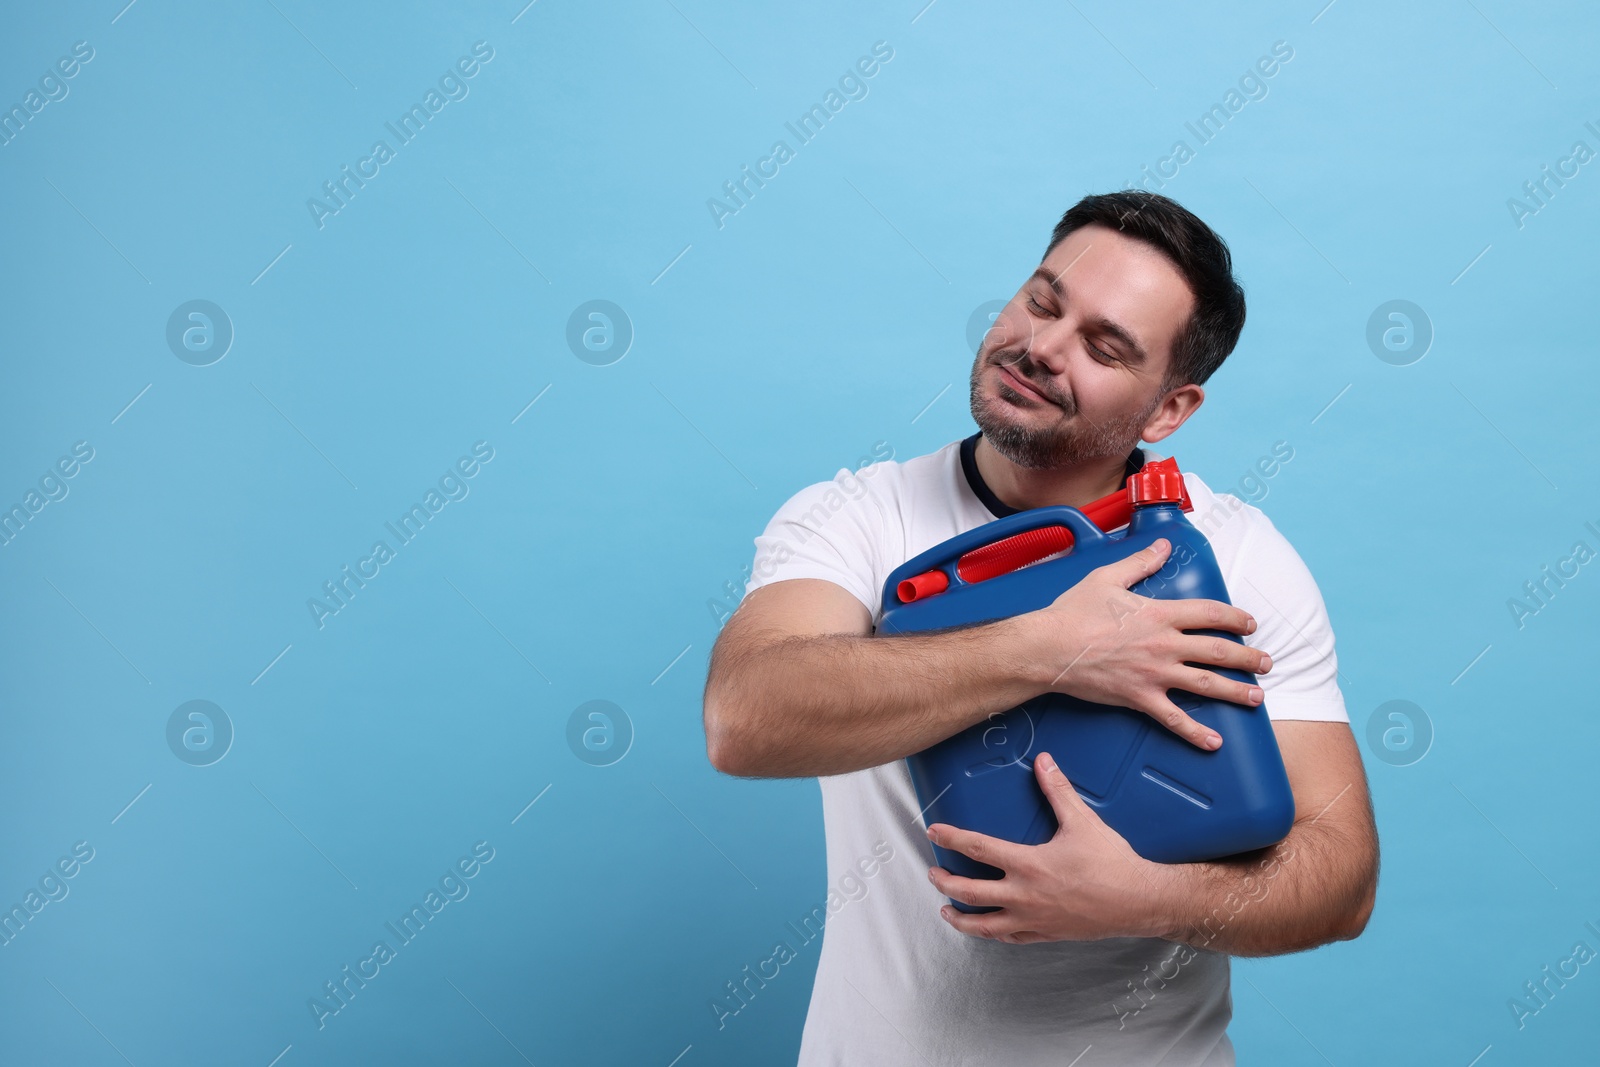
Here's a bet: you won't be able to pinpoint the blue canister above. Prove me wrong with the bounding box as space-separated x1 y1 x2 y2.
879 464 1294 912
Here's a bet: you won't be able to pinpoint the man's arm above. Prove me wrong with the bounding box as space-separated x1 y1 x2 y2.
703 577 1057 778
703 538 1268 778
927 719 1379 955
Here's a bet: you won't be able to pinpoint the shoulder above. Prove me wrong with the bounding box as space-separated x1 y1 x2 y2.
1182 470 1270 549
1176 469 1348 722
746 441 961 616
767 440 958 524
1181 469 1334 641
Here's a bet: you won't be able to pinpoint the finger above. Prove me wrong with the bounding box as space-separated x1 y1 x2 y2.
1169 598 1256 636
926 823 1028 873
1033 751 1093 825
928 866 1015 910
1095 537 1172 591
1177 633 1272 676
1170 664 1264 710
1142 695 1223 750
1004 930 1052 944
939 903 1025 941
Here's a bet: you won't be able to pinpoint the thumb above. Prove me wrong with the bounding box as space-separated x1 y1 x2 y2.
1034 751 1091 826
1101 537 1171 591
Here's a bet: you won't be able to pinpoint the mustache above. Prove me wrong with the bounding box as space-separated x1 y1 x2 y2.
988 349 1071 411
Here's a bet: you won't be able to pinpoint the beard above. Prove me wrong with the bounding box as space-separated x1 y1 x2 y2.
968 347 1162 470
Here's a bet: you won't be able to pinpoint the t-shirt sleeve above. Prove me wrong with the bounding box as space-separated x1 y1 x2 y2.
741 468 888 617
1227 509 1350 724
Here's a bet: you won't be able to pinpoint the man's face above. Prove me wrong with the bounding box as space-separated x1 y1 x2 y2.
968 223 1196 469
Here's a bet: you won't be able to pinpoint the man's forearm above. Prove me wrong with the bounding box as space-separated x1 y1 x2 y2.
1150 802 1378 957
705 616 1053 778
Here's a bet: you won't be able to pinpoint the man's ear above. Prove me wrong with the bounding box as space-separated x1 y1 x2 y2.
1140 383 1204 445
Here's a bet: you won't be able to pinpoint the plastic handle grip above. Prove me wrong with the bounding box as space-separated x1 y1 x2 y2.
956 524 1075 583
957 491 1134 583
885 457 1194 605
890 505 1111 605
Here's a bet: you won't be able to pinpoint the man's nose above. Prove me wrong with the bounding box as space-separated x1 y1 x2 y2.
1024 323 1074 376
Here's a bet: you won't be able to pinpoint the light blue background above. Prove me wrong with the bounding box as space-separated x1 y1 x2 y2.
2 0 1596 1063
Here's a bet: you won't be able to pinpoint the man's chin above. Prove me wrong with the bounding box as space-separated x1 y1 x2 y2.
975 412 1140 470
978 397 1062 436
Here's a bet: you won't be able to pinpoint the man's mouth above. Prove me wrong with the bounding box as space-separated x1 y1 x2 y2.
995 361 1054 406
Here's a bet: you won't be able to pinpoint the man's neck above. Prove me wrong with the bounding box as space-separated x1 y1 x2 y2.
973 434 1135 512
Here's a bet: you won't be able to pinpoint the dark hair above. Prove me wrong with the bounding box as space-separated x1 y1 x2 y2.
1043 191 1245 389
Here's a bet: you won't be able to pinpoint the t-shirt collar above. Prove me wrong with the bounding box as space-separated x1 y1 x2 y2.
960 432 1146 519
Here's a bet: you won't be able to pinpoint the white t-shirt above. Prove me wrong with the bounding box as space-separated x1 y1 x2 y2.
741 435 1349 1067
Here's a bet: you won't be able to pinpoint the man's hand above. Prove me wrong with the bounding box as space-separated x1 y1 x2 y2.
927 751 1175 943
1034 537 1272 751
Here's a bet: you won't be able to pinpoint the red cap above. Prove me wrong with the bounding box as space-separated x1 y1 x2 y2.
1129 460 1185 505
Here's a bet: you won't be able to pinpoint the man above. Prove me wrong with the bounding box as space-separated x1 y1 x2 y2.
703 191 1378 1065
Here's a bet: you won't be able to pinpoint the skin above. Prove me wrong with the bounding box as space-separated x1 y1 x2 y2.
703 222 1378 954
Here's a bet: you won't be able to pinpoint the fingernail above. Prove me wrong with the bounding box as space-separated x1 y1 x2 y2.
1260 654 1272 672
927 868 936 883
1247 618 1257 633
926 826 937 840
1249 687 1263 703
1037 751 1057 773
1206 732 1222 750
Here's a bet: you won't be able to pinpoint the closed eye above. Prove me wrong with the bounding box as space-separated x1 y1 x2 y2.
1029 295 1118 363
